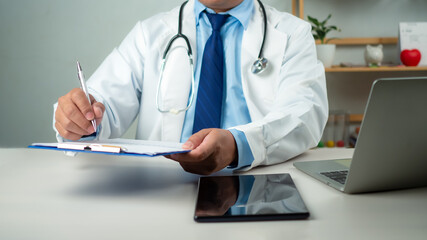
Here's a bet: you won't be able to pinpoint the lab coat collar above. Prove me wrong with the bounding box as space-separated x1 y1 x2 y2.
240 0 287 120
194 0 254 30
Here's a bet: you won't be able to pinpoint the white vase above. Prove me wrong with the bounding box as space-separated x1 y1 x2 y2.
316 44 336 68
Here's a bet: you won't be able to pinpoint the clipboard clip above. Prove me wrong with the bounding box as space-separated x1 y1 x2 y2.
86 144 127 153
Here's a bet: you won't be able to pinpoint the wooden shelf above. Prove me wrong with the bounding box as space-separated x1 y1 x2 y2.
325 66 427 72
349 114 363 123
315 37 398 45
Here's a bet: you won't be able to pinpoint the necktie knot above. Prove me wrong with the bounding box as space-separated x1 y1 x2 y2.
205 12 229 32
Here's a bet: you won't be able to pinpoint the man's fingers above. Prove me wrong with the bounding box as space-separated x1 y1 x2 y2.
71 89 95 121
58 98 94 133
168 150 209 163
169 129 216 163
54 88 103 140
167 129 237 175
179 161 217 176
89 94 96 104
92 102 105 125
183 129 212 150
55 105 92 136
56 89 95 135
55 121 83 141
168 144 211 163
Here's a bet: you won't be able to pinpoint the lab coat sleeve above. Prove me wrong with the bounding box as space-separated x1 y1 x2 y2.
87 22 147 139
234 21 328 171
53 22 146 141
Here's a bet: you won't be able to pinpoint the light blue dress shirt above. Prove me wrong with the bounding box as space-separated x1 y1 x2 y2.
179 0 254 169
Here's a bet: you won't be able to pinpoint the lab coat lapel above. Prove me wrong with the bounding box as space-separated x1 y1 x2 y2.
159 0 197 142
241 1 287 120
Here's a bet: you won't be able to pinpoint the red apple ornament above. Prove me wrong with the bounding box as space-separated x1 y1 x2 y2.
400 49 421 66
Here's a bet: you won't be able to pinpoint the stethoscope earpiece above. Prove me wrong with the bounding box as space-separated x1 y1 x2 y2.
251 57 268 74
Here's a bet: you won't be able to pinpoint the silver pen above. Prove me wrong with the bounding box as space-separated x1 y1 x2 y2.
77 61 97 133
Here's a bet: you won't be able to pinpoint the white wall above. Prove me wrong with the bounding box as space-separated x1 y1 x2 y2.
1 0 426 147
0 0 183 147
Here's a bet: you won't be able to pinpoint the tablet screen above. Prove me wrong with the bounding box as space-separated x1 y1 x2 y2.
194 173 309 222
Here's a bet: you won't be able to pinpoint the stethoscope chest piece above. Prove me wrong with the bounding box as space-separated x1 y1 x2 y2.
251 57 268 74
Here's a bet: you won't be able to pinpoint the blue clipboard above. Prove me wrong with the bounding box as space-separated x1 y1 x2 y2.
28 139 190 157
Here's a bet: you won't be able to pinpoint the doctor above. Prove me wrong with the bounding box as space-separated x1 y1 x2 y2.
54 0 328 175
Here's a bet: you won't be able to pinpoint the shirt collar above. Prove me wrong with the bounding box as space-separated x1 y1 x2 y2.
194 0 254 30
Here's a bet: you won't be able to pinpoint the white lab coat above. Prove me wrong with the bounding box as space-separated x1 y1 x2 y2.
57 0 328 171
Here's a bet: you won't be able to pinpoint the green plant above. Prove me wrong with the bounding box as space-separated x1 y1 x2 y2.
307 14 340 44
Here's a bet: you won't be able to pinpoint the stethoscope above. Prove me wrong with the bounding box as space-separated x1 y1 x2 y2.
156 0 268 114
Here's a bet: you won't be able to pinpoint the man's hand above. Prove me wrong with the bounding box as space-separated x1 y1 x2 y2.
167 129 237 175
55 88 105 140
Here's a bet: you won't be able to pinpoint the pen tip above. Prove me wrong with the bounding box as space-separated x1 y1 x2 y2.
77 61 82 71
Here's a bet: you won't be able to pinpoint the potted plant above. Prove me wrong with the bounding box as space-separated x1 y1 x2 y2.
307 14 340 68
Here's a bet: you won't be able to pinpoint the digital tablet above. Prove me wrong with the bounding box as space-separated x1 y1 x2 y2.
194 173 309 222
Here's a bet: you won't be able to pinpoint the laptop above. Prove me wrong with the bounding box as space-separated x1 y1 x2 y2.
294 77 427 194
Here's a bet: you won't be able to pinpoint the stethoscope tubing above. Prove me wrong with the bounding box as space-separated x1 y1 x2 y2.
156 0 267 114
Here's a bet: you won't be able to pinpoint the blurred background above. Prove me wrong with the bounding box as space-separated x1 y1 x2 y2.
1 0 426 147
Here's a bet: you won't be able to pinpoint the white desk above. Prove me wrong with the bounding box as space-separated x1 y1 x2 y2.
0 148 426 240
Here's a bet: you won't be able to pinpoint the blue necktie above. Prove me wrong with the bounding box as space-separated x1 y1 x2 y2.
192 12 229 134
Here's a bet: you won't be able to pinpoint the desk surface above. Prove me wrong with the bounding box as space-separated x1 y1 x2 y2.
1 148 426 240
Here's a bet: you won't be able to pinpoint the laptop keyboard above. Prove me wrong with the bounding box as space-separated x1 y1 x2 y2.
320 170 349 185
